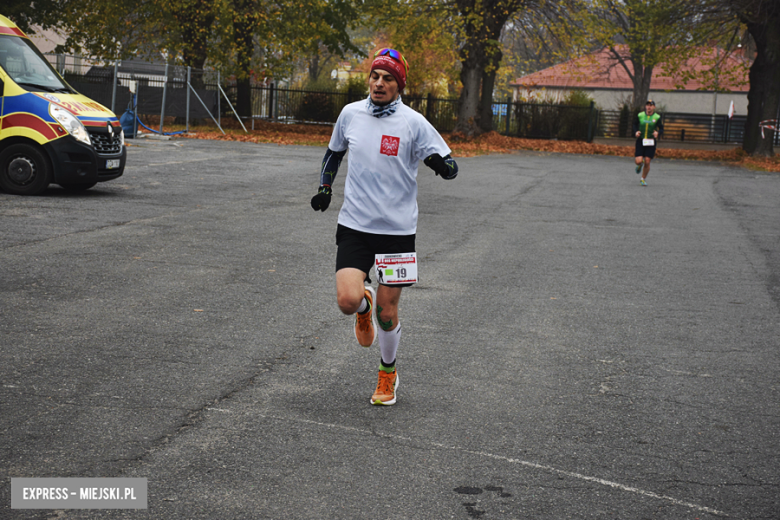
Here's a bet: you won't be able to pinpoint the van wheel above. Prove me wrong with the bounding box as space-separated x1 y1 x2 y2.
0 144 52 195
60 182 97 192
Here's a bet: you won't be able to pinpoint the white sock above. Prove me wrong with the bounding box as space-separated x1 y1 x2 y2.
356 296 369 314
379 323 401 366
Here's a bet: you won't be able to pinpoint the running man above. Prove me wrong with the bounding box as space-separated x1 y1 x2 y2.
633 99 664 186
310 48 458 405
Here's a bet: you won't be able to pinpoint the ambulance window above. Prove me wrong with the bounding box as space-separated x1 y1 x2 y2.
0 35 70 92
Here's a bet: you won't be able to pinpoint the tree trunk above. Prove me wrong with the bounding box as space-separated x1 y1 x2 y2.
630 61 654 111
478 47 502 133
453 0 522 137
742 17 780 156
177 0 214 88
236 78 252 119
478 67 497 133
308 55 320 83
455 53 484 136
233 0 254 118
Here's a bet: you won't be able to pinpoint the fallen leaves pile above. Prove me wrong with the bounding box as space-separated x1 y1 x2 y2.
179 120 333 148
451 132 780 172
168 120 780 172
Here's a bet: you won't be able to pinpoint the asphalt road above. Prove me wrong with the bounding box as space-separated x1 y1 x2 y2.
1 137 778 519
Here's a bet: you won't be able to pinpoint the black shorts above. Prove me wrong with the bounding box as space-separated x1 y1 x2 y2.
635 138 657 159
336 224 416 286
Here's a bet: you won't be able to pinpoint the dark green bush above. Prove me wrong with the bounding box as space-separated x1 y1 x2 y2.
296 91 336 122
339 76 368 102
557 91 594 140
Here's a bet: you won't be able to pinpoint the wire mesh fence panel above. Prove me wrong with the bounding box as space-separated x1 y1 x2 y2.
56 56 223 123
45 54 123 113
65 76 126 113
187 69 220 120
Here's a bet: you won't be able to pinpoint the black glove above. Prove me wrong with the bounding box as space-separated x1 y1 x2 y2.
311 186 332 211
424 154 457 179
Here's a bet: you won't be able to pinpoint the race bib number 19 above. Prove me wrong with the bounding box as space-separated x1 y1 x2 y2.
375 252 418 285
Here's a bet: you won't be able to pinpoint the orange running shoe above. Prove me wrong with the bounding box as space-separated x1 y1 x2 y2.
354 285 377 347
371 368 398 405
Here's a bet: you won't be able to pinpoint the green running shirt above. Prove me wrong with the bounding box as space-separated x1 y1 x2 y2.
636 112 662 139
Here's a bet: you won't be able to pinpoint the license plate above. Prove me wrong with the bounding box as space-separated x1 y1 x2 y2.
106 159 120 169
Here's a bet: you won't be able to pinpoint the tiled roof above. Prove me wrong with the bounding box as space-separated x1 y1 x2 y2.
511 46 750 93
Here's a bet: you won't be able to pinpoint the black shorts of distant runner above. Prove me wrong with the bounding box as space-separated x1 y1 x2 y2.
635 137 657 159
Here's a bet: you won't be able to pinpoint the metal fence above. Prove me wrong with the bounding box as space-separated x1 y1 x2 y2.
46 54 223 133
226 85 364 123
44 53 777 145
593 109 757 144
507 101 594 140
236 87 464 132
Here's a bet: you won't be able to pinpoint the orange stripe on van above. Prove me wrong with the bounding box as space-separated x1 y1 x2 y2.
2 113 58 140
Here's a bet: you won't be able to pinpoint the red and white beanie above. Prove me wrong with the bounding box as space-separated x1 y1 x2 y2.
370 52 408 91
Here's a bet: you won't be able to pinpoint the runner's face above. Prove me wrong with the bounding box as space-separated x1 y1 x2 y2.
369 69 399 105
646 103 655 115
